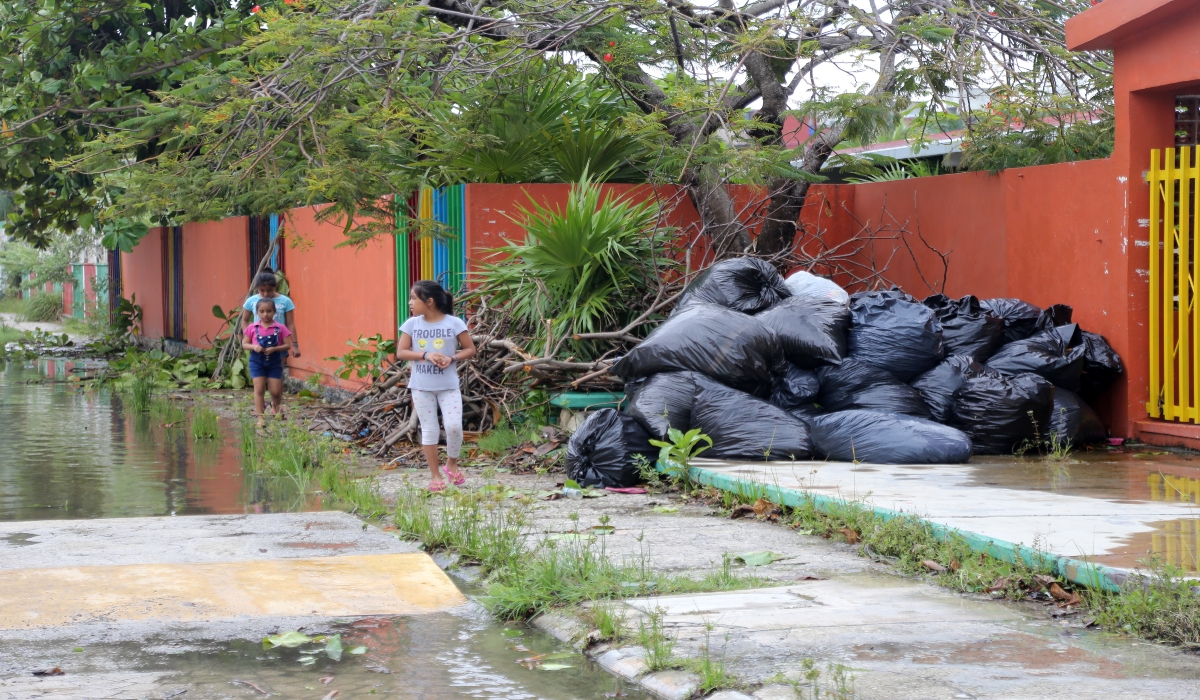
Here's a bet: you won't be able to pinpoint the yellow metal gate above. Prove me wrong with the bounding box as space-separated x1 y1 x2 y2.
1148 147 1200 422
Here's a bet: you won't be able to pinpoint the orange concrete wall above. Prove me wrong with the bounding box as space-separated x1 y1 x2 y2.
122 228 165 339
283 206 396 390
181 217 250 348
465 183 766 279
801 159 1143 433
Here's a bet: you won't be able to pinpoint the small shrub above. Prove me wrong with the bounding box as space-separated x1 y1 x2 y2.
21 292 63 323
477 423 524 456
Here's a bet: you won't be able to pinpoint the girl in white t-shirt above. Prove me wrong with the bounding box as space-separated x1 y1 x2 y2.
398 280 476 491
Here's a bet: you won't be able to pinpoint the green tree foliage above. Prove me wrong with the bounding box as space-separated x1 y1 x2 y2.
0 0 255 246
2 0 1110 260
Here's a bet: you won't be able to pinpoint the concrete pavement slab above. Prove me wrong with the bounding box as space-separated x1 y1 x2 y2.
689 453 1200 574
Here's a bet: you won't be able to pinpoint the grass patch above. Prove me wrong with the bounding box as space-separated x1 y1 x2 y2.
149 397 186 426
703 480 1055 600
391 485 771 621
0 297 24 315
476 423 524 456
191 403 220 440
239 419 386 517
21 292 63 323
1086 562 1200 648
0 324 22 347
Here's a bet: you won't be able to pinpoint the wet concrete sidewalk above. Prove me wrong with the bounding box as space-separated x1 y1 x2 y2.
0 512 465 643
689 451 1200 577
463 470 1200 699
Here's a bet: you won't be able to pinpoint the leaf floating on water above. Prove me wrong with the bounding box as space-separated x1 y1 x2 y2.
651 505 679 514
348 646 368 655
324 634 343 661
587 525 615 535
540 663 573 671
501 629 524 638
263 631 312 648
299 655 318 665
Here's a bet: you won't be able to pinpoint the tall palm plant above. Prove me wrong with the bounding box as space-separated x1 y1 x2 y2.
472 175 670 348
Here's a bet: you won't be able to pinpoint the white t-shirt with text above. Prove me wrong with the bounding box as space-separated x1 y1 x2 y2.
400 314 469 392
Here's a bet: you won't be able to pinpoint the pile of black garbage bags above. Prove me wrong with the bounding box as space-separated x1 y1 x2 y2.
566 258 1124 487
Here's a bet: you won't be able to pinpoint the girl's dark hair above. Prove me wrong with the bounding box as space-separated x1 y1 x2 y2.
412 280 453 314
255 297 276 312
253 267 278 290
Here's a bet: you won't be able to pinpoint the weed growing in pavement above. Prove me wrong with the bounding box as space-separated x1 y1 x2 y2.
585 601 630 644
190 403 220 440
691 624 738 693
637 608 677 671
633 453 665 492
785 494 1054 598
1085 560 1200 648
390 483 770 620
393 485 528 575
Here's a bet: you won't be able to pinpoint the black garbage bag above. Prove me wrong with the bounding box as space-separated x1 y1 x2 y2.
612 304 783 396
923 294 1005 362
979 298 1042 345
1048 388 1107 445
848 290 944 381
817 358 931 418
756 297 850 368
1036 304 1073 331
1079 330 1123 396
770 363 821 412
566 409 658 488
910 355 997 424
624 372 700 440
691 381 812 460
810 410 973 464
950 372 1055 455
986 328 1086 391
675 257 790 315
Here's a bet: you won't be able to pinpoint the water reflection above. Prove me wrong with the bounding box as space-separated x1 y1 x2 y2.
0 361 322 520
970 452 1200 572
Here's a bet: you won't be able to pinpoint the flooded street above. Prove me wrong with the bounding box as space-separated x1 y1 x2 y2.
0 360 647 700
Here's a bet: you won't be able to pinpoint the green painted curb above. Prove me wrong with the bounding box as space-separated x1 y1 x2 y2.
663 461 1127 593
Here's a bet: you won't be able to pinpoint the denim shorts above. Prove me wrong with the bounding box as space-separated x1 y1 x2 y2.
249 351 285 380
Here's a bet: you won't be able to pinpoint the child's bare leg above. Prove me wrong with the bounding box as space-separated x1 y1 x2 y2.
422 444 442 481
252 377 267 425
267 378 284 415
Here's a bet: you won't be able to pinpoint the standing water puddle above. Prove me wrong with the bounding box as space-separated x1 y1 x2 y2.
0 360 646 698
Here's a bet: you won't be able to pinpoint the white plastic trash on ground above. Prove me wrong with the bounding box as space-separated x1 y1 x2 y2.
784 270 849 305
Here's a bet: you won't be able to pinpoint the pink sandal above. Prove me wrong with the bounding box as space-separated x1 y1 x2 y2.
428 480 446 492
444 468 466 486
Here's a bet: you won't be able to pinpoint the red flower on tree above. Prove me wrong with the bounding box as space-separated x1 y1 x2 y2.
603 53 613 63
251 5 261 13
